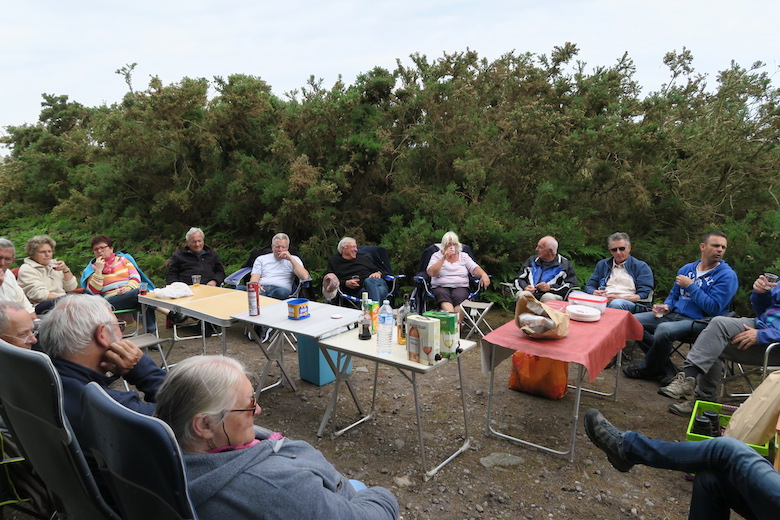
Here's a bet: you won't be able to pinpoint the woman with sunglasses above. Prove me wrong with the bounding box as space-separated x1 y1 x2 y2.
155 356 398 520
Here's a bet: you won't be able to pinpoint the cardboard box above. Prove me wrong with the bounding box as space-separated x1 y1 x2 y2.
406 314 440 365
423 311 460 359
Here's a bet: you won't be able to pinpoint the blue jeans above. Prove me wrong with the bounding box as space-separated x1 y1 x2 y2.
608 299 637 312
624 434 780 520
260 284 293 300
361 277 388 304
634 312 706 376
106 289 157 333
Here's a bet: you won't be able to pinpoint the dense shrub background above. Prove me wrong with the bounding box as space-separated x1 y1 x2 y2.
2 45 778 313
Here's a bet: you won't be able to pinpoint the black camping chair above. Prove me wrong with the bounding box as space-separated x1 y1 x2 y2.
81 382 198 520
330 246 405 308
409 244 486 315
0 340 120 519
223 245 312 299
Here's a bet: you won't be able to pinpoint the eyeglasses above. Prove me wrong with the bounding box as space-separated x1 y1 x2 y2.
92 245 111 253
227 395 257 413
610 246 627 253
106 321 127 332
0 256 16 263
1 330 36 344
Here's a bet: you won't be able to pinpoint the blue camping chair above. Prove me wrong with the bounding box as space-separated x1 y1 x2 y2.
329 246 405 308
409 244 487 315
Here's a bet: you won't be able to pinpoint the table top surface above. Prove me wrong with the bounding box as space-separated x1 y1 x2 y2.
481 302 643 382
233 301 363 338
320 327 478 374
139 285 278 323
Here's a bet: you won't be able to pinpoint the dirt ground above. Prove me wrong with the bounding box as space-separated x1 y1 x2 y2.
6 309 755 520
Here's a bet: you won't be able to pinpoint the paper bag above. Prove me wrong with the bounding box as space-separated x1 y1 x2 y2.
514 291 569 339
508 351 569 399
724 370 780 446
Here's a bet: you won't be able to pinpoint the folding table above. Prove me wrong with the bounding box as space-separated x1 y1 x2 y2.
481 303 643 461
317 328 477 480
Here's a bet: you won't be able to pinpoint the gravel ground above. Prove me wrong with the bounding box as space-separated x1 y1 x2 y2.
5 309 754 520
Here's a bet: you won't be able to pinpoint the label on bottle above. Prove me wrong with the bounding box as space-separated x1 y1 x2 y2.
407 326 419 362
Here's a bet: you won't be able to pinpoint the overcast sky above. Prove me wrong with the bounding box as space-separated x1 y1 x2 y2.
2 0 778 154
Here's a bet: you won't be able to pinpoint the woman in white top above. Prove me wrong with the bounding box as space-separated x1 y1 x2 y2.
426 231 490 319
17 235 77 314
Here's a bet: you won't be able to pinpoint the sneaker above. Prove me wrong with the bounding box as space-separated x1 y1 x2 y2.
168 311 188 324
622 364 656 380
658 372 696 400
261 327 273 344
583 409 634 472
669 399 696 417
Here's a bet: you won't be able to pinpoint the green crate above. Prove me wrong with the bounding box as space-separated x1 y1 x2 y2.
685 400 770 456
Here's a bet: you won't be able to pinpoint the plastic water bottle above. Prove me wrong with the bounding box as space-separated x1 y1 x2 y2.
377 300 394 355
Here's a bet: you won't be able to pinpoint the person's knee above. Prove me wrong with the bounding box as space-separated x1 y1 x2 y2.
540 293 562 302
608 299 635 312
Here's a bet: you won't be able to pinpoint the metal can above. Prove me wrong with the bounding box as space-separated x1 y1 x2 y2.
247 282 260 316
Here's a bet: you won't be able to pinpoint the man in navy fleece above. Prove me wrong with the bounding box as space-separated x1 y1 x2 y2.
623 231 738 383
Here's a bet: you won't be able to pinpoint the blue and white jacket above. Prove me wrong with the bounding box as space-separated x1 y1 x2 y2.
665 260 738 319
515 254 578 299
751 284 780 346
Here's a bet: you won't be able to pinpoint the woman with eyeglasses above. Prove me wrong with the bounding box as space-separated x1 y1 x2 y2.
155 356 399 520
17 235 77 315
83 235 185 333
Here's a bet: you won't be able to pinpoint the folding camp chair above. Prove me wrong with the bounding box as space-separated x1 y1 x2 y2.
330 246 404 308
409 244 486 315
719 342 780 398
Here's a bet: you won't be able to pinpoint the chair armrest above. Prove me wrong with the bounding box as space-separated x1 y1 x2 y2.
224 267 252 287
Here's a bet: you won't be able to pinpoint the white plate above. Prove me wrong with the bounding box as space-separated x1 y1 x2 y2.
566 304 601 322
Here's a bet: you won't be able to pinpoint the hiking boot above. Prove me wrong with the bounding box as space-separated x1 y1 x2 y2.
584 409 633 472
669 399 696 417
658 372 696 400
622 364 656 380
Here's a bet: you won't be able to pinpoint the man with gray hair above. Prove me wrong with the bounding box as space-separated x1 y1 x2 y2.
249 233 309 299
38 294 166 445
585 232 654 312
0 237 36 317
514 236 578 302
325 237 388 303
165 227 226 286
0 300 38 349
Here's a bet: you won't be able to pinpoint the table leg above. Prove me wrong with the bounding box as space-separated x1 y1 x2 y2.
200 320 207 355
255 330 297 398
317 349 375 438
220 325 228 355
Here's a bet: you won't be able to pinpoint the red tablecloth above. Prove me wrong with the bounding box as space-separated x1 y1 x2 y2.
481 305 644 382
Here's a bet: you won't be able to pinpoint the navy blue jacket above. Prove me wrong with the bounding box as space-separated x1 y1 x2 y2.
585 256 654 300
515 254 578 299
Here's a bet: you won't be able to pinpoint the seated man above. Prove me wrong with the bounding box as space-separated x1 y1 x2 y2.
0 301 38 350
585 232 654 312
659 273 779 416
623 231 739 383
325 237 388 303
249 233 309 299
0 238 36 318
585 408 779 519
514 236 577 302
165 227 226 287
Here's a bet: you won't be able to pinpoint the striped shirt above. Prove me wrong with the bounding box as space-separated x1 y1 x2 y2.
87 256 140 298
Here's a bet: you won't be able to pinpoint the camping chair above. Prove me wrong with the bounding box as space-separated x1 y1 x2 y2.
330 246 404 308
719 342 780 399
0 340 121 519
223 245 312 298
409 244 486 315
81 382 198 520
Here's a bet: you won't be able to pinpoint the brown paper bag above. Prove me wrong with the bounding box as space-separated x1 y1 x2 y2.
514 291 569 339
724 370 780 446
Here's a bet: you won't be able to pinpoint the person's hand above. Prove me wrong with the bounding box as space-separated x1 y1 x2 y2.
345 277 361 289
100 340 143 376
536 282 550 292
93 256 106 272
445 246 458 259
675 275 694 288
652 304 670 318
117 285 131 295
278 250 292 261
481 275 491 288
207 280 217 286
369 271 382 279
732 324 758 350
593 289 607 297
525 284 536 293
754 275 778 293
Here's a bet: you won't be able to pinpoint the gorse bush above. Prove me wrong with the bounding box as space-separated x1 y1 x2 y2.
1 45 778 315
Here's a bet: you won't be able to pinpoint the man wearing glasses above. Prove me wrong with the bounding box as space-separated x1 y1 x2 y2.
0 238 36 318
0 301 37 349
585 232 654 312
623 231 738 385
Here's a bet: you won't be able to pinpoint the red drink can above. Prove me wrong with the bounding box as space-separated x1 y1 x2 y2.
247 282 260 316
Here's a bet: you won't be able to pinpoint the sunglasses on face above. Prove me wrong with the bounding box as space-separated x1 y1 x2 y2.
610 246 627 253
228 395 257 413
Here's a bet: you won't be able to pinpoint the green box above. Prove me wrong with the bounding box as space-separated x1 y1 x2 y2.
685 400 770 456
423 311 459 359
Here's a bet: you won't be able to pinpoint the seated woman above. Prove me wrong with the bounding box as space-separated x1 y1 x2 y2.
154 355 399 520
426 231 490 320
17 235 77 315
84 235 183 333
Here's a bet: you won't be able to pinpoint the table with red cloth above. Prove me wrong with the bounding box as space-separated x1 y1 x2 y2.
481 303 643 461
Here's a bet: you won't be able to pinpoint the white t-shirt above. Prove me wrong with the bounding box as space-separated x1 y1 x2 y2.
0 270 35 313
251 253 305 290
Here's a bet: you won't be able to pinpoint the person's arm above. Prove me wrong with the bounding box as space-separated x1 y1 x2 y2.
17 264 51 303
632 260 654 300
210 252 226 286
686 268 739 317
585 260 607 295
515 258 534 291
548 260 577 297
289 255 309 280
427 251 446 277
473 265 490 288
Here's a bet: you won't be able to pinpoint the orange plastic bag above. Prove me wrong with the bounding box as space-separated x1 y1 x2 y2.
508 351 569 399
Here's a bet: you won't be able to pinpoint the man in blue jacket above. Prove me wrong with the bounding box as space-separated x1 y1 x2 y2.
623 231 739 383
585 232 654 312
660 273 780 415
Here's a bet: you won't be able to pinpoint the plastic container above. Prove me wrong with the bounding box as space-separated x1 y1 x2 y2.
567 291 608 313
377 300 394 355
685 400 769 455
287 298 310 320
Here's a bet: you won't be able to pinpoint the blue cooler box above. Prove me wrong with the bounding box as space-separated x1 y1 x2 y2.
297 335 352 386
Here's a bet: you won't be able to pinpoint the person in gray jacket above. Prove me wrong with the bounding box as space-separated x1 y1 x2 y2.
155 355 399 520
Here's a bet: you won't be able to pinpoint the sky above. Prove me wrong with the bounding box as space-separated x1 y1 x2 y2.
2 0 778 155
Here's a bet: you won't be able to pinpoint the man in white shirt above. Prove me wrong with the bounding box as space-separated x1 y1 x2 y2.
249 233 309 300
0 238 36 318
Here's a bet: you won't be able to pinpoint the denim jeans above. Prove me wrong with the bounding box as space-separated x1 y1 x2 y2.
634 312 706 376
260 284 293 300
106 289 157 333
607 299 637 312
624 433 780 520
361 277 389 304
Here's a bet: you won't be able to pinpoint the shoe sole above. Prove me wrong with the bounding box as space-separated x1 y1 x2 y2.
657 387 694 400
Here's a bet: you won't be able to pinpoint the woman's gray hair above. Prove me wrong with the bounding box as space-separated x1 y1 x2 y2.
440 231 462 254
0 238 16 255
38 294 115 358
271 233 290 247
607 232 631 248
337 237 356 253
155 355 248 450
25 235 56 259
185 227 204 242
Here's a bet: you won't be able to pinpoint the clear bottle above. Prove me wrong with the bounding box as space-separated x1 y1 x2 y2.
397 294 411 345
377 299 394 355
